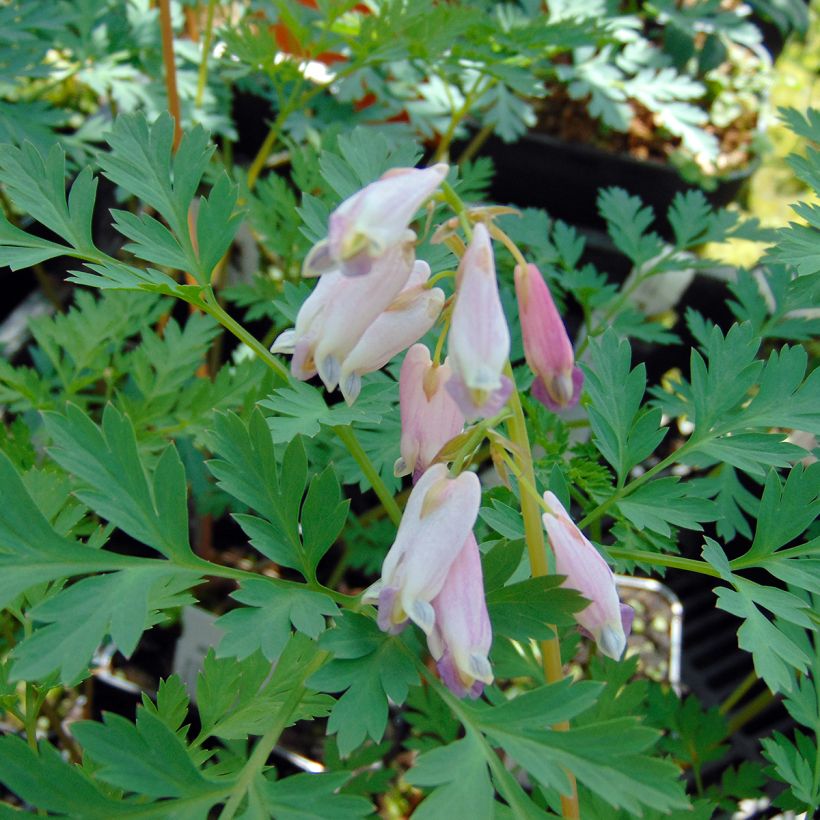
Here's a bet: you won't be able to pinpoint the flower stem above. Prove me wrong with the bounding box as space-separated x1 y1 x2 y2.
503 364 579 819
333 425 403 528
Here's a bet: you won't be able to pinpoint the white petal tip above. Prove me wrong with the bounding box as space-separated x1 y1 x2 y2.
270 329 296 354
409 599 436 635
469 653 494 684
393 457 410 478
598 624 627 660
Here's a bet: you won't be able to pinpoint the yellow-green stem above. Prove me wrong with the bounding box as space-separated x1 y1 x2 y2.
503 364 579 819
333 426 402 528
725 688 776 737
718 670 758 715
199 291 290 381
195 0 218 109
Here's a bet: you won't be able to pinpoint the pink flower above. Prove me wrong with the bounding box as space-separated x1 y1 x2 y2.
446 224 512 419
394 343 465 481
338 262 445 405
514 263 583 411
364 463 481 636
428 533 493 698
304 163 449 278
541 491 628 660
272 240 414 389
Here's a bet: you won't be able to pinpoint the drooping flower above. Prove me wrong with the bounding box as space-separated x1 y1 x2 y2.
394 343 465 481
272 239 414 389
428 533 493 698
541 491 629 660
304 163 449 278
337 262 445 405
514 263 583 411
446 223 512 419
364 463 481 636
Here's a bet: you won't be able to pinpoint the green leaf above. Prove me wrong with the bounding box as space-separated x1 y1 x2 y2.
479 500 525 540
11 567 194 684
762 730 819 811
703 538 813 693
43 404 193 561
0 451 152 609
487 576 585 642
261 379 394 443
482 717 689 814
141 675 191 738
0 142 97 257
737 464 820 569
617 477 717 537
483 680 604 729
72 709 215 800
597 188 664 267
263 772 372 820
0 736 127 818
98 113 212 278
320 127 422 199
197 637 332 741
216 579 339 661
208 411 346 578
584 331 667 483
300 466 350 576
311 613 418 756
196 172 244 277
406 733 495 820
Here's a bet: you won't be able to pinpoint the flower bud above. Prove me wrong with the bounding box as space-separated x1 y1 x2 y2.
428 533 493 698
304 163 449 278
514 263 583 411
394 343 464 481
446 224 512 420
364 464 481 636
542 492 628 660
338 262 445 405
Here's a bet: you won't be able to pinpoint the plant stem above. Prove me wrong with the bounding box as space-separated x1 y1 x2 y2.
159 0 183 151
199 290 290 380
195 0 218 109
718 670 758 715
725 688 776 737
333 425 402 527
607 549 720 578
218 651 328 819
431 77 490 164
503 364 579 819
577 441 695 530
457 122 494 165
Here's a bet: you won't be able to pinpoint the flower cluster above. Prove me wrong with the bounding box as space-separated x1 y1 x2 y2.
276 165 629 697
272 164 449 405
363 464 492 698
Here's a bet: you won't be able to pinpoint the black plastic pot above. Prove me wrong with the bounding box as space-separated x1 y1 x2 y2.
481 131 756 242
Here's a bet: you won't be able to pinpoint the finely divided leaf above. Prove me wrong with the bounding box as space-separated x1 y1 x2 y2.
216 579 340 661
584 331 667 483
311 613 418 756
44 403 193 561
